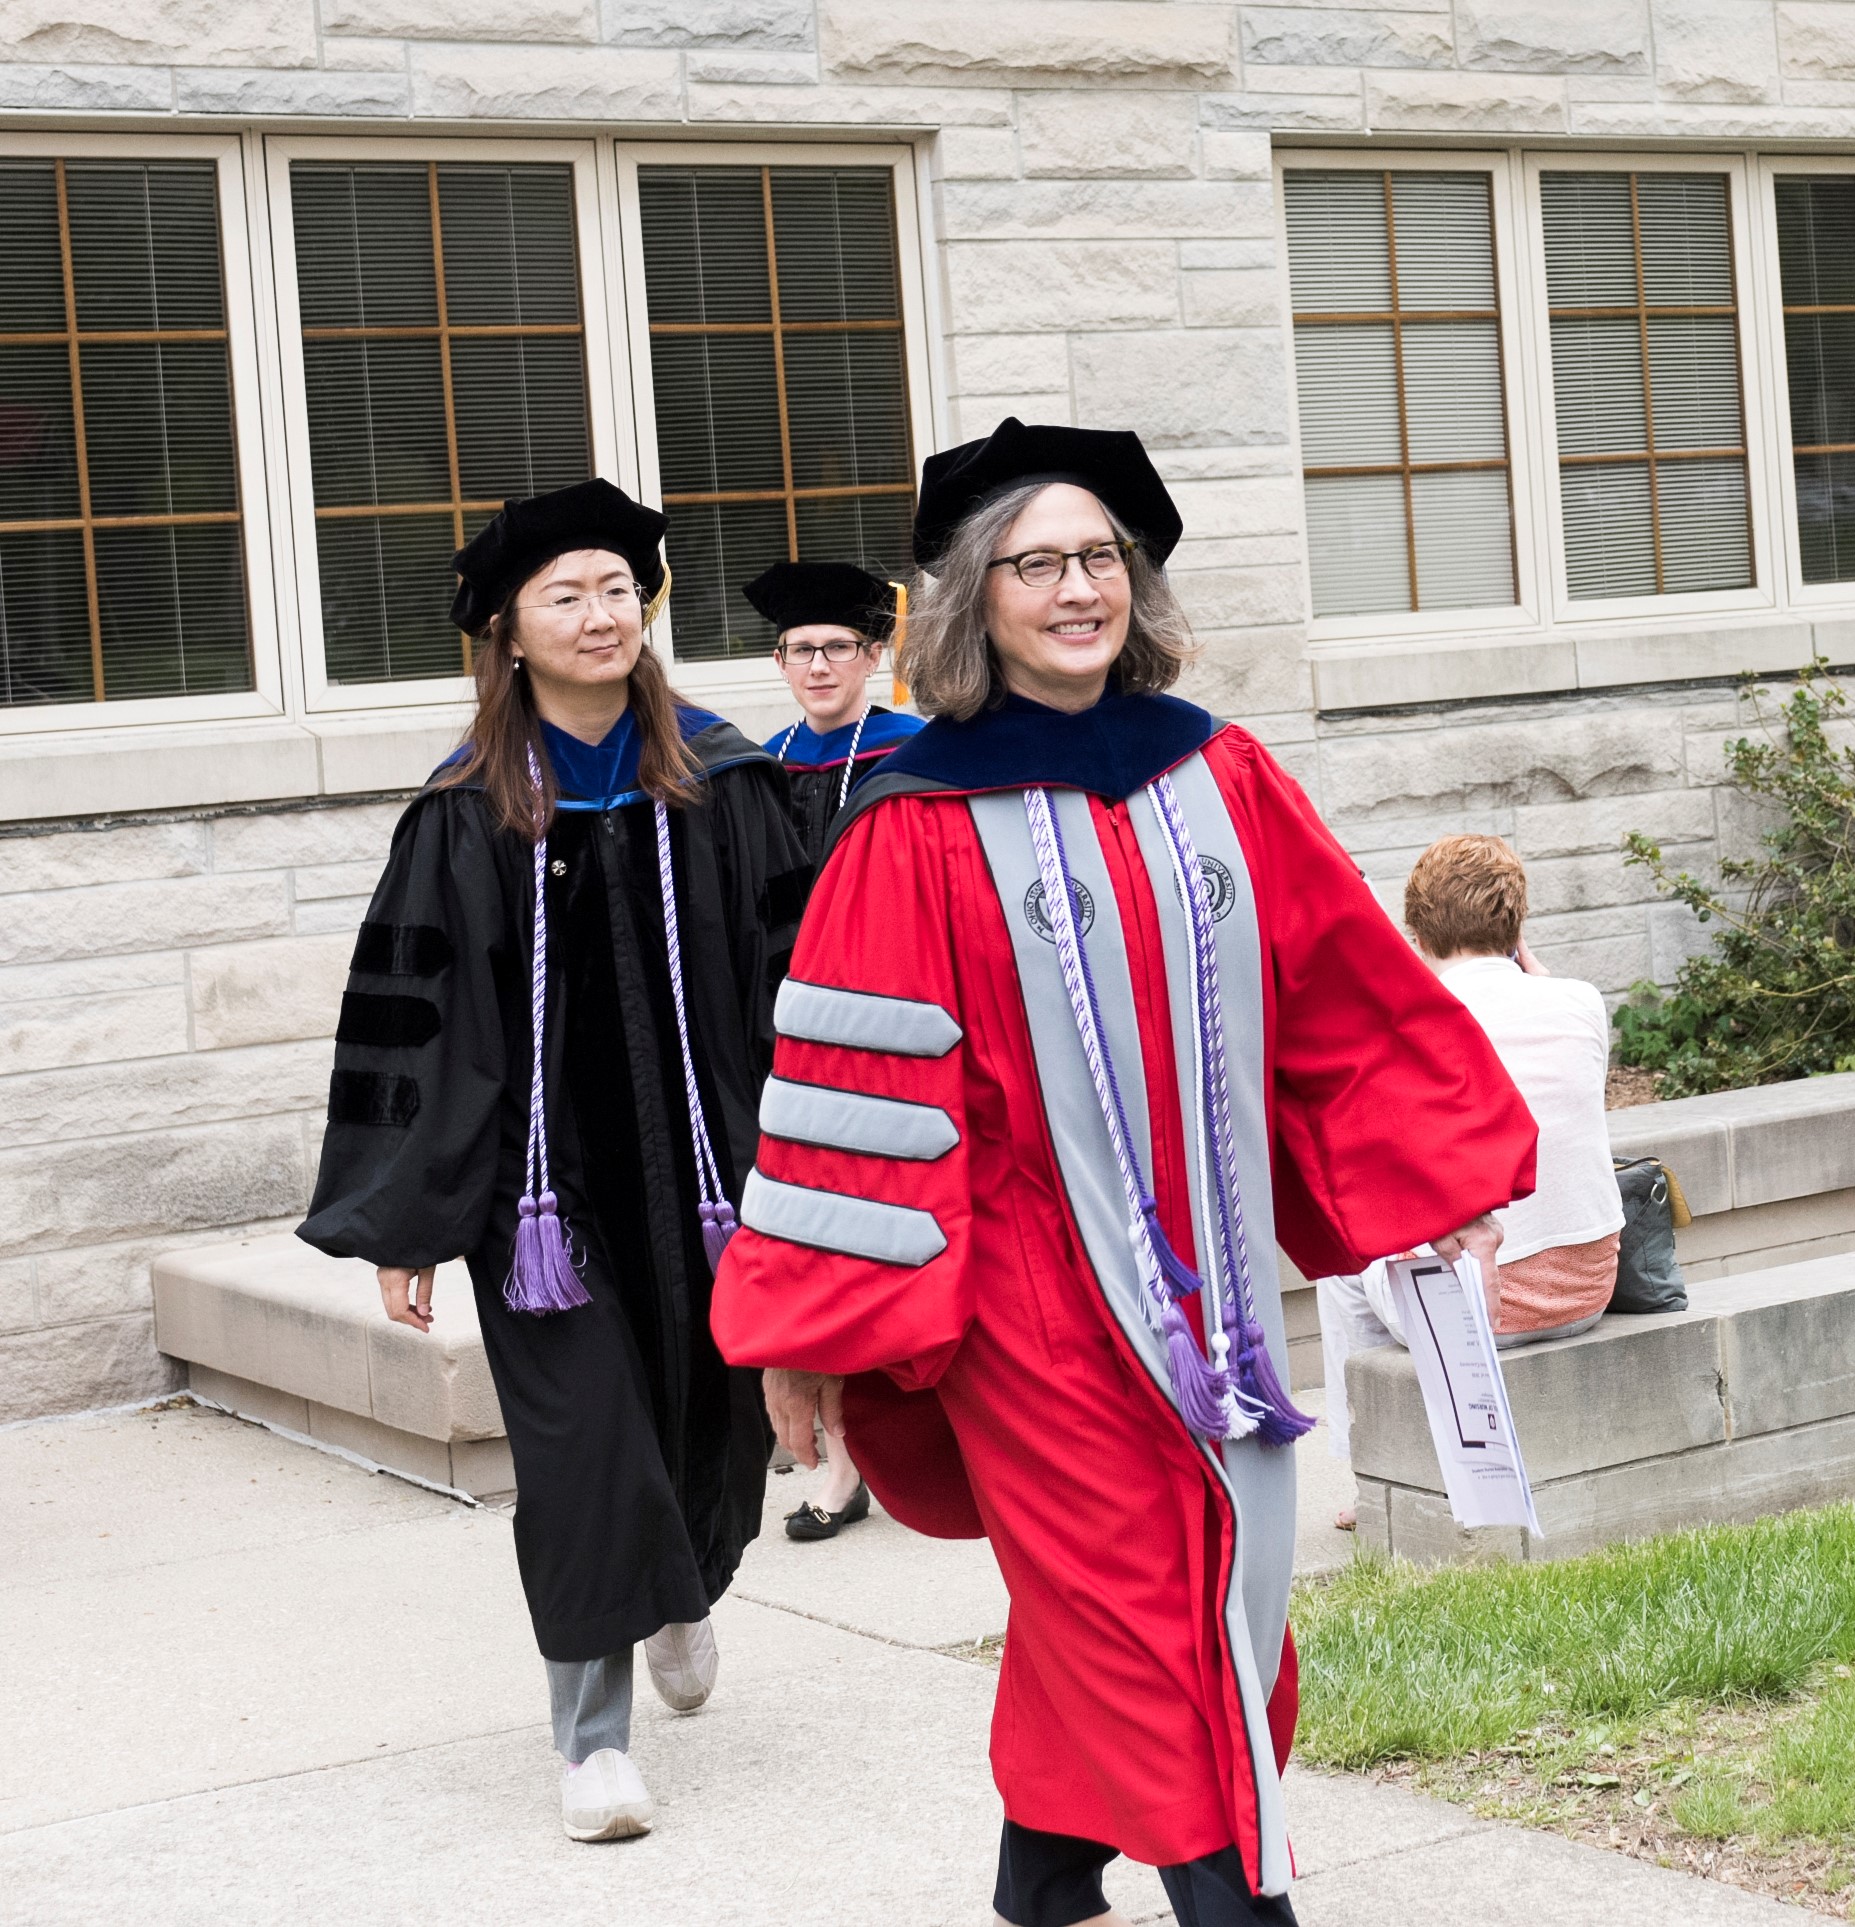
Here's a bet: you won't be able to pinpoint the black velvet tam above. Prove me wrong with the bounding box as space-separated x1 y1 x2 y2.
451 478 668 635
742 561 897 640
913 417 1184 570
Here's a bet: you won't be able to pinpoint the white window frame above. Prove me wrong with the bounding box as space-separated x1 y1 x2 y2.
0 128 283 740
1753 151 1855 613
1275 147 1545 646
1520 148 1778 630
613 138 936 708
265 133 628 716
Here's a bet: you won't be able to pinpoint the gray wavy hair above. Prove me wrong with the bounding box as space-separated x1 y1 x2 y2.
899 482 1197 721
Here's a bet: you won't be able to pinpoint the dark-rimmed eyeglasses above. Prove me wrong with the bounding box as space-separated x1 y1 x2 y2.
776 638 870 666
986 541 1133 588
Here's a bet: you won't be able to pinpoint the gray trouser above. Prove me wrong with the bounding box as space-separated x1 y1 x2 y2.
547 1648 634 1763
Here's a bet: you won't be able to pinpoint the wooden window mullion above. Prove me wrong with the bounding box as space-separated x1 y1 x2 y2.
426 163 470 674
760 167 799 560
53 158 106 702
1382 172 1419 614
1629 175 1666 595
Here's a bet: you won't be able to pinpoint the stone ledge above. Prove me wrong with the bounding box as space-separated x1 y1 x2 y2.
1608 1070 1855 1216
152 1234 503 1459
1349 1252 1855 1562
188 1362 515 1502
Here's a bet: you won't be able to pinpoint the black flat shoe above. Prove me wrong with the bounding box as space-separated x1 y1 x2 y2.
784 1480 871 1542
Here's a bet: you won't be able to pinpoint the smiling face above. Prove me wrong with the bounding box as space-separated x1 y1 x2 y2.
773 622 879 733
981 483 1131 713
507 548 645 706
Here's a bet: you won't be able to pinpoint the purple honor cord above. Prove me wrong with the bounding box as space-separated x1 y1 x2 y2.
505 746 593 1314
653 799 739 1273
1149 780 1313 1446
1023 782 1312 1447
503 748 738 1315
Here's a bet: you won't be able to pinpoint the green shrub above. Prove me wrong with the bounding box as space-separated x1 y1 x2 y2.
1615 662 1855 1095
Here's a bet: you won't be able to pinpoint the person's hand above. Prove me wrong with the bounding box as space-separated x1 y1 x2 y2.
1515 936 1550 976
1433 1214 1503 1325
763 1369 845 1469
378 1265 436 1333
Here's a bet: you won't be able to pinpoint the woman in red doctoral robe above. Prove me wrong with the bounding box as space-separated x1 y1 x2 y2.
711 420 1537 1927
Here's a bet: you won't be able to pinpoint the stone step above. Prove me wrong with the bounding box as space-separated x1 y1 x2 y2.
151 1233 512 1501
1348 1251 1855 1564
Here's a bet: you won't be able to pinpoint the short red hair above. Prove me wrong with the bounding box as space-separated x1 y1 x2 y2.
1404 834 1527 957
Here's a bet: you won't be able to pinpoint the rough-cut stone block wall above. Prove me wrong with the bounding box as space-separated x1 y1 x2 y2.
0 803 398 1421
0 687 1790 1422
4 0 1853 1419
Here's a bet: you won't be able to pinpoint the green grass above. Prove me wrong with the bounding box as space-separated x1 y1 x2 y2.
1293 1503 1855 1772
1675 1674 1855 1846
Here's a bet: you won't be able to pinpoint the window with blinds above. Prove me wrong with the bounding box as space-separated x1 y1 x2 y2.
1775 176 1855 584
1540 171 1751 601
1283 169 1516 621
291 160 592 684
0 158 250 708
636 164 914 661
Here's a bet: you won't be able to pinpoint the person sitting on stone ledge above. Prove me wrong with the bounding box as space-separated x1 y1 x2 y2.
1319 833 1624 1527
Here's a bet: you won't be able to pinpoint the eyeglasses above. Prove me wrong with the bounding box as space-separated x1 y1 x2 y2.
517 586 640 620
777 638 869 666
987 542 1132 588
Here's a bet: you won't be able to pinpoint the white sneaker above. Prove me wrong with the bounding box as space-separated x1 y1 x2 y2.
560 1747 653 1841
642 1618 718 1713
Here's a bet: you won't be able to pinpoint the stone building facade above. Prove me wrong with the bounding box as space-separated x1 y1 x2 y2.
4 0 1852 1418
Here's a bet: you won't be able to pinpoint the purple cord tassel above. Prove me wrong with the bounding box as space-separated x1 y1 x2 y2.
700 1198 738 1272
506 1191 591 1314
1227 1304 1315 1445
1140 1196 1207 1302
1163 1301 1234 1438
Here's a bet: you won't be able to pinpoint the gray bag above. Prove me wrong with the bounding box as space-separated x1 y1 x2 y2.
1610 1157 1689 1314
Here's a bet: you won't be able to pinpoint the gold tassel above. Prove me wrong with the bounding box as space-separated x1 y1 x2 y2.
888 579 909 708
642 560 673 631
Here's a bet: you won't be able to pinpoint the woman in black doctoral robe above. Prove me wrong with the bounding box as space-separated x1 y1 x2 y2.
298 479 809 1842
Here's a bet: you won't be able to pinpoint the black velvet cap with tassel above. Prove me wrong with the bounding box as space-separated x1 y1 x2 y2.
912 417 1184 571
742 561 897 641
451 478 668 636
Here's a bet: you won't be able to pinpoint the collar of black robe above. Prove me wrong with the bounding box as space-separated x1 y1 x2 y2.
874 687 1218 800
765 705 925 772
432 702 770 812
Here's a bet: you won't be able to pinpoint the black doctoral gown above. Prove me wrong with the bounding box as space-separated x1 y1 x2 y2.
765 705 926 866
299 716 809 1661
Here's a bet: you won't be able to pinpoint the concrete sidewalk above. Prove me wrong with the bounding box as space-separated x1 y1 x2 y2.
0 1400 1800 1927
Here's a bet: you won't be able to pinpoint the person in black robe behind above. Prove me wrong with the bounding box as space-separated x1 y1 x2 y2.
752 561 925 870
299 480 809 1842
749 560 924 1542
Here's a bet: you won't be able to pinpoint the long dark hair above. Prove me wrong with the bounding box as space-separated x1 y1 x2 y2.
438 588 702 836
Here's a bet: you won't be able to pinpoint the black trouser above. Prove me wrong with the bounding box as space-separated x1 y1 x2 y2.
994 1821 1300 1927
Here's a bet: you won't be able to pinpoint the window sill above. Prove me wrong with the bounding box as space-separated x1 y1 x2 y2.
1308 615 1821 714
0 707 472 827
0 672 904 827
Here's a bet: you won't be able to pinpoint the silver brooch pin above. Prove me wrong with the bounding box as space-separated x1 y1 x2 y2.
550 858 567 877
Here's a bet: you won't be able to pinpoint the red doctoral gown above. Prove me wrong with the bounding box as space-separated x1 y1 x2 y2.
712 697 1536 1893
